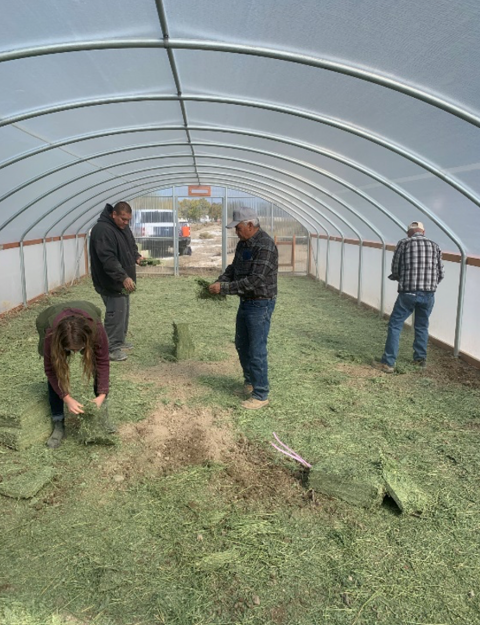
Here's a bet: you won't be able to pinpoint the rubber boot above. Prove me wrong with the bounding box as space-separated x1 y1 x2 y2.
46 421 65 449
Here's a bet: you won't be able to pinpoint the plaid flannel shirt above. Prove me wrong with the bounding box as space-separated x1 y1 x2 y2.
217 229 278 298
389 233 444 292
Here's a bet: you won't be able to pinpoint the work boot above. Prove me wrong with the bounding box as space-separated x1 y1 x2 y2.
241 398 269 410
371 360 394 374
46 421 65 449
413 359 427 369
109 349 127 362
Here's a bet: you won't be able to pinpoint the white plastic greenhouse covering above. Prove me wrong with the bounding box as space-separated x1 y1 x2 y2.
1 0 480 364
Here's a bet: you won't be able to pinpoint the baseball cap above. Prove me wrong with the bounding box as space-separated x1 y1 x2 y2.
226 207 258 229
407 221 425 231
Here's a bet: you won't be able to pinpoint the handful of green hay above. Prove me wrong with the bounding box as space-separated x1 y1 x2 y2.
78 398 117 446
195 278 226 301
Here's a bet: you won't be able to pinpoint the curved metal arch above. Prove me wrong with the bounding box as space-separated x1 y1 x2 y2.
12 147 386 304
48 165 324 283
64 170 323 246
2 91 479 216
21 170 197 243
67 163 360 301
193 168 359 295
71 177 319 283
0 124 466 257
1 142 382 243
1 127 467 318
58 161 344 298
65 160 356 284
5 137 399 242
0 159 196 233
195 164 366 296
2 38 480 129
13 147 391 307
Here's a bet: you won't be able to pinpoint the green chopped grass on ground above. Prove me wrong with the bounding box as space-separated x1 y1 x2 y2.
0 275 479 625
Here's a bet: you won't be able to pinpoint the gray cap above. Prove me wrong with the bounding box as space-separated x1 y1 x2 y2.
226 207 258 229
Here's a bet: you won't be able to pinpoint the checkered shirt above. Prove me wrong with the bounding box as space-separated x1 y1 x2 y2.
217 229 278 298
390 233 444 292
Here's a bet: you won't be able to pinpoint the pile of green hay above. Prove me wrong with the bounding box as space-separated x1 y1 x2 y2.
0 383 51 450
173 321 195 360
195 278 226 301
77 398 117 446
0 458 55 499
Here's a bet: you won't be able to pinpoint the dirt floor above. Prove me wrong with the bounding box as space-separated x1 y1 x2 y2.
100 358 307 507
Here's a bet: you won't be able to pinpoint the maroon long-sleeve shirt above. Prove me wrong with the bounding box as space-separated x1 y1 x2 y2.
43 308 110 399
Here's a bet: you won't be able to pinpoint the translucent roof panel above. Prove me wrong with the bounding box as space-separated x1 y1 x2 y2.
0 0 161 48
0 0 479 257
167 0 480 110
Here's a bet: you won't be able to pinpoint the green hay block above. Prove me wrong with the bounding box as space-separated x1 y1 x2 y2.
0 463 55 499
173 322 195 360
309 467 385 510
78 400 116 446
383 468 429 515
0 394 52 450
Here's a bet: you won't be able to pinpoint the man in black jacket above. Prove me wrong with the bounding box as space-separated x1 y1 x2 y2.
90 201 142 361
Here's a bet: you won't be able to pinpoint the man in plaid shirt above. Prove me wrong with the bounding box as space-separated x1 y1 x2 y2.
209 207 278 409
375 221 444 373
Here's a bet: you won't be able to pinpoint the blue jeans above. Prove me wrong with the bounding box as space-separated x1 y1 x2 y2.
382 291 435 367
235 299 276 401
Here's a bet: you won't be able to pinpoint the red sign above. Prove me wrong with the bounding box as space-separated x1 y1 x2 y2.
188 185 211 197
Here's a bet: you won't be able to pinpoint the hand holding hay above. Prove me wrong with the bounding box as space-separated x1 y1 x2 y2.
195 278 226 301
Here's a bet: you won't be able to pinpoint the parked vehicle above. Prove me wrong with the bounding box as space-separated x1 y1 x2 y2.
132 209 191 257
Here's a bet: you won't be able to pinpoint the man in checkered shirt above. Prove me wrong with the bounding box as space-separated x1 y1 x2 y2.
374 221 444 373
209 207 278 409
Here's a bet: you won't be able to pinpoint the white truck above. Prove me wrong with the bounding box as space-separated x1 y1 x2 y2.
132 209 191 257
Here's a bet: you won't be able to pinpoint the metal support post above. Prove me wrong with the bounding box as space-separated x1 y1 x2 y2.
173 187 179 276
20 241 27 307
60 236 66 287
221 187 228 272
42 237 49 294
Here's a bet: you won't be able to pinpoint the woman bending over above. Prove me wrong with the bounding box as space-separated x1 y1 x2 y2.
36 301 110 448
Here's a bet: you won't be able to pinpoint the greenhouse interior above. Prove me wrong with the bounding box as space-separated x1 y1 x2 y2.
1 2 480 624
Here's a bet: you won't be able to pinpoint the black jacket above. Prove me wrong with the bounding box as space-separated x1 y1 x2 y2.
90 205 140 296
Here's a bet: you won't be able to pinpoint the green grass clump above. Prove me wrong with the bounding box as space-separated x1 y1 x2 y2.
195 277 226 301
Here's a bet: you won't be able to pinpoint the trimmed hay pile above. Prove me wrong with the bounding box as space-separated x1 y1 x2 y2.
78 398 117 446
173 321 195 360
0 459 55 499
0 384 51 450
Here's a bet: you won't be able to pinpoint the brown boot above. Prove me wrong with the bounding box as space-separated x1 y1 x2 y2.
241 398 269 410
